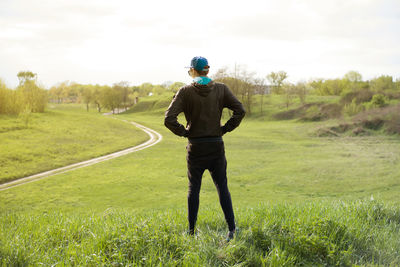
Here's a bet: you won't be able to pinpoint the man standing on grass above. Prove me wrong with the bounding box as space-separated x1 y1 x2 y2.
164 56 245 241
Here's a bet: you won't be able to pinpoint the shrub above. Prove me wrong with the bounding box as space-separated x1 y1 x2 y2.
344 99 364 116
320 103 342 118
385 105 400 134
303 105 323 121
370 94 388 108
340 89 374 105
361 118 384 130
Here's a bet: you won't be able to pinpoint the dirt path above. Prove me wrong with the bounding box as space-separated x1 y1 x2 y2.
0 118 163 191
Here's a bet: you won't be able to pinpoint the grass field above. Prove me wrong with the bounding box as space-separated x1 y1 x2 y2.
0 104 148 184
1 96 400 266
1 201 400 266
1 109 399 213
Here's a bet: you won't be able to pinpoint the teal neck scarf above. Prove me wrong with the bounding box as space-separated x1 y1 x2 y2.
193 76 212 85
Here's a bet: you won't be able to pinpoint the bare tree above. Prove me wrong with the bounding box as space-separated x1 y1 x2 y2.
294 81 307 104
237 68 255 115
254 77 267 115
282 83 295 109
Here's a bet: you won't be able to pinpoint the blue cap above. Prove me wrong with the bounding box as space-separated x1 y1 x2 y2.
188 56 210 71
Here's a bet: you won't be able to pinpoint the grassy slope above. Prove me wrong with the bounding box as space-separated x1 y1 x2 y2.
1 95 400 265
0 104 148 183
1 101 399 213
1 201 399 266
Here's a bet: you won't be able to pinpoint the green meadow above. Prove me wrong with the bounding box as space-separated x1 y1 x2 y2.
1 95 400 266
0 104 148 184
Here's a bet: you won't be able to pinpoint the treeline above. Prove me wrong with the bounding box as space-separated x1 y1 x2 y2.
0 72 185 115
2 69 399 116
212 67 400 115
48 81 185 113
0 72 47 115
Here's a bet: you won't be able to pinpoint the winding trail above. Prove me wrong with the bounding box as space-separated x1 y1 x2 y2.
0 118 163 191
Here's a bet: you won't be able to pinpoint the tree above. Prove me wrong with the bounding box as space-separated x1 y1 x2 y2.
282 83 296 109
92 85 105 112
0 79 8 114
113 81 130 110
253 77 267 115
237 68 256 115
16 71 47 113
138 83 154 97
370 75 395 92
343 71 363 92
310 79 348 96
17 71 37 86
152 85 166 96
80 85 93 112
169 82 185 93
213 65 256 115
102 86 120 113
293 81 308 104
267 71 287 94
344 71 362 83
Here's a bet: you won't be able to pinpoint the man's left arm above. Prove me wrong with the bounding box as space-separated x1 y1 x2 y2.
221 85 246 135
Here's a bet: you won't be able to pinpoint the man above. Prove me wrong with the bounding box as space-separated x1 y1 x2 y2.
164 56 245 241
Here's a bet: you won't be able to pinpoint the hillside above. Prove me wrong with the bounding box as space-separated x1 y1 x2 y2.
127 91 400 137
0 104 148 184
1 94 400 266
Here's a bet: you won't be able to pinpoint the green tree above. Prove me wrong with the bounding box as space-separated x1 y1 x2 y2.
0 79 8 114
16 71 47 113
138 83 154 97
267 71 287 94
80 85 93 112
344 71 362 83
152 85 166 96
343 71 363 91
113 81 130 110
17 71 37 86
370 75 395 92
169 82 185 93
292 82 308 104
102 85 124 113
92 85 105 112
311 79 348 96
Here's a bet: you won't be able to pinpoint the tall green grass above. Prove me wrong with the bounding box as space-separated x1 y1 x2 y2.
1 201 399 266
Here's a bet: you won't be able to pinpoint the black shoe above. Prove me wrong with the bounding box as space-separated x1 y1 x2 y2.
226 229 236 242
187 229 195 236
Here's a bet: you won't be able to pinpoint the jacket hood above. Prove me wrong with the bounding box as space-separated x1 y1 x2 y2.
192 81 215 97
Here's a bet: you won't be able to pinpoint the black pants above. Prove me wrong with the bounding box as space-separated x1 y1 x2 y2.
186 139 235 232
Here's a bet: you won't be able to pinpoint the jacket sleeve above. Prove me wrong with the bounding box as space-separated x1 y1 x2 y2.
164 88 189 137
221 85 246 134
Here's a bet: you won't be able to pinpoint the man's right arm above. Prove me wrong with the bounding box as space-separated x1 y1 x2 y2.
164 88 189 137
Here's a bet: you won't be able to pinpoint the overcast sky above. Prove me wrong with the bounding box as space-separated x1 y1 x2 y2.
1 0 399 88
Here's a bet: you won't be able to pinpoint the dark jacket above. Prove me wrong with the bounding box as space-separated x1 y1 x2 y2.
164 81 245 138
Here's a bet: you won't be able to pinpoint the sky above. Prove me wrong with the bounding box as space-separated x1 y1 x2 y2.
0 0 399 88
